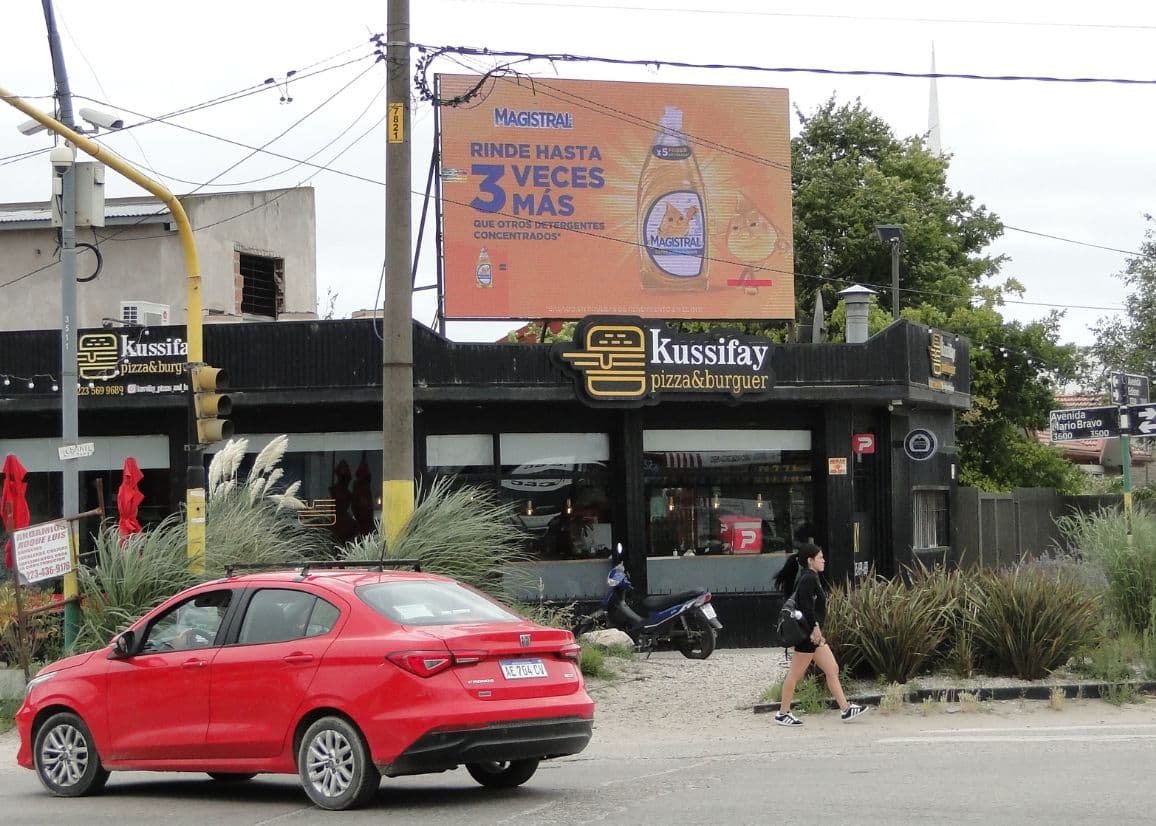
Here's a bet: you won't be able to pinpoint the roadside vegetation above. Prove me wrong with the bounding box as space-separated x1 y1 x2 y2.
767 507 1156 711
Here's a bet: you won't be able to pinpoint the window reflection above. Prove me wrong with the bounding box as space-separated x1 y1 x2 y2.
643 449 812 557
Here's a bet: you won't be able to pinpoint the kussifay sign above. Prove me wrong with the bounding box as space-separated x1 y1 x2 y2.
76 326 189 398
552 316 775 407
437 74 793 321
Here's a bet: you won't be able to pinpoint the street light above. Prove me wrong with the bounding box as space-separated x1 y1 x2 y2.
875 224 904 320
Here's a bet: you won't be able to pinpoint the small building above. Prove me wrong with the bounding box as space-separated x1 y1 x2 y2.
0 314 970 644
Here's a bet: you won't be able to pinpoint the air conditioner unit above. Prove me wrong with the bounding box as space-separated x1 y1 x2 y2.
120 300 170 327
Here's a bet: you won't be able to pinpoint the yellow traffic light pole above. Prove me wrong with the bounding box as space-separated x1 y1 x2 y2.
1 86 209 573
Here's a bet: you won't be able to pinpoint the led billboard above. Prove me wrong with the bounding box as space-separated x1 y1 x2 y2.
437 74 793 320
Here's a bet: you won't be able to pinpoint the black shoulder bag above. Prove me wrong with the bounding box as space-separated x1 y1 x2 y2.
776 591 809 648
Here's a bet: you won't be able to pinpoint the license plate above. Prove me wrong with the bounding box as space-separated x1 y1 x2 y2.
500 658 548 680
701 604 718 620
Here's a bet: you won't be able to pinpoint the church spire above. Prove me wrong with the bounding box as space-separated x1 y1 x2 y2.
928 43 942 156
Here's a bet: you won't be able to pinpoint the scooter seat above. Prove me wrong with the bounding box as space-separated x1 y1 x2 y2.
639 590 705 613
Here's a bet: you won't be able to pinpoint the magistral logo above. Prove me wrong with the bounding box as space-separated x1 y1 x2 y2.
493 107 574 129
552 317 775 405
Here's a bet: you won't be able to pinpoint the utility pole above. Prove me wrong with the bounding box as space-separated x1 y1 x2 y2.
382 0 415 545
41 0 81 647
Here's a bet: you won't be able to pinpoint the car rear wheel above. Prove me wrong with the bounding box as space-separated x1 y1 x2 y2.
298 716 380 811
33 712 110 797
677 611 716 659
207 772 257 782
466 758 540 788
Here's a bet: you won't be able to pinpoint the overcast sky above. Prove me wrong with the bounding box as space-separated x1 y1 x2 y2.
2 0 1153 346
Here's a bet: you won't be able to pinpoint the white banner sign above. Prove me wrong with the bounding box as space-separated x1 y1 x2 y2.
13 520 73 583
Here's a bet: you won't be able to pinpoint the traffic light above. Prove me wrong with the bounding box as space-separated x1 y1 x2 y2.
191 364 233 444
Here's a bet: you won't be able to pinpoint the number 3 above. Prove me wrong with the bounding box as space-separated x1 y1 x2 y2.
470 164 506 213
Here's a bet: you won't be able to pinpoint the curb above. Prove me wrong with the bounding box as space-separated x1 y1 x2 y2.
752 681 1156 714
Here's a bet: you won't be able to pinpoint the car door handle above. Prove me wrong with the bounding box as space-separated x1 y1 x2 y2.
181 658 208 669
283 653 314 665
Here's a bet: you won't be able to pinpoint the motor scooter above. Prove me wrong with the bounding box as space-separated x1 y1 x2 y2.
573 544 722 659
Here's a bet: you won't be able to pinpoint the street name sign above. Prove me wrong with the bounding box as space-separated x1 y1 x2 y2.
1111 372 1150 406
1049 406 1116 441
58 441 95 461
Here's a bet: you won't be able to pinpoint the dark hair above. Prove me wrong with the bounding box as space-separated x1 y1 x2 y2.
773 542 823 594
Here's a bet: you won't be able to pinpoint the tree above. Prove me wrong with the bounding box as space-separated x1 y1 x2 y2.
792 97 1004 319
792 97 1083 492
1088 216 1156 389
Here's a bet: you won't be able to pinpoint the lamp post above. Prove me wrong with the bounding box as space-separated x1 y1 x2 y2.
875 224 904 320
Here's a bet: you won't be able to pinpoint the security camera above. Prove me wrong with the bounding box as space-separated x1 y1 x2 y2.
17 118 47 136
78 107 124 131
49 145 75 171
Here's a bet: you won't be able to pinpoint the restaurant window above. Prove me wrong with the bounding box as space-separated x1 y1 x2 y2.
498 433 612 560
913 488 949 549
643 429 813 559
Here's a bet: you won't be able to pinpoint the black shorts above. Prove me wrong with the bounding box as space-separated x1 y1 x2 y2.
793 640 819 654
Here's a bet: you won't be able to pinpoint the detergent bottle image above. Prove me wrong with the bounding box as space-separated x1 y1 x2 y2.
475 247 493 288
638 105 709 290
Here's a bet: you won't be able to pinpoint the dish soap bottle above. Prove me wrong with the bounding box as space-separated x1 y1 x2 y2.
638 106 709 290
475 247 493 288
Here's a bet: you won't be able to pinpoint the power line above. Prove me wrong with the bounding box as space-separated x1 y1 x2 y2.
415 42 1156 86
1003 225 1145 257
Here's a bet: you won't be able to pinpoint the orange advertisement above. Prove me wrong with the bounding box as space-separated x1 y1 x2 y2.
437 74 794 320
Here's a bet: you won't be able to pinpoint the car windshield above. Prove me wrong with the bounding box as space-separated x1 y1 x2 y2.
357 580 521 626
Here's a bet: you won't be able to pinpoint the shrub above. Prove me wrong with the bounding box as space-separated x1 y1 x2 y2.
970 566 1100 680
837 573 952 684
0 583 63 667
342 476 530 593
1056 507 1156 634
74 516 194 652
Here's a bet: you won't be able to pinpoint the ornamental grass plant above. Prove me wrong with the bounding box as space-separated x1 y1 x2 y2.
1056 507 1156 635
341 475 531 594
969 566 1100 680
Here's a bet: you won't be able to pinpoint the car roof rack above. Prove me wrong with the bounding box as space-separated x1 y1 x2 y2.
223 559 423 578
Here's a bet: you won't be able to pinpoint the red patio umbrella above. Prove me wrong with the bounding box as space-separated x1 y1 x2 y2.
2 454 31 569
117 457 144 543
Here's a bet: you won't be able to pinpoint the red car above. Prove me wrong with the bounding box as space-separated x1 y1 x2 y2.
16 564 594 810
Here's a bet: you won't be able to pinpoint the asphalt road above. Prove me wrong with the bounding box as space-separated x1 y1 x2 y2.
3 700 1156 824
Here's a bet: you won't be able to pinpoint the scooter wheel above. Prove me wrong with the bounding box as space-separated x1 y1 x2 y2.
677 612 716 659
572 615 598 636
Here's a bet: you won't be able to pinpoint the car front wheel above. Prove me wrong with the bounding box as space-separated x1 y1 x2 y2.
34 711 110 797
298 716 380 810
466 759 540 788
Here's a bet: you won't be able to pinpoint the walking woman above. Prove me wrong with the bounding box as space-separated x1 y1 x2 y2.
772 542 866 726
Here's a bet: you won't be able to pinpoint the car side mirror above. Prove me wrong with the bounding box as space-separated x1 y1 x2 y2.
110 629 136 659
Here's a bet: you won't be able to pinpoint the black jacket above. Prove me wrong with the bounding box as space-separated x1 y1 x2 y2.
794 569 825 632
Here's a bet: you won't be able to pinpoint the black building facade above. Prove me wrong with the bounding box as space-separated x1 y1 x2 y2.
0 317 969 644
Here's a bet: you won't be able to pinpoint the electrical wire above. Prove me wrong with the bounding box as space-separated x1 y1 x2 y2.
414 42 1156 87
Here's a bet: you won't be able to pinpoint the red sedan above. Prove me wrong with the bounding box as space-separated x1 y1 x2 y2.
16 564 594 810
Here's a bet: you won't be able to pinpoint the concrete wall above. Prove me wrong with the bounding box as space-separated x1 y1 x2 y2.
0 187 317 330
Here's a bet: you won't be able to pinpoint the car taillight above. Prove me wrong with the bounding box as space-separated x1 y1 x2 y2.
386 651 454 677
558 642 581 662
386 649 489 677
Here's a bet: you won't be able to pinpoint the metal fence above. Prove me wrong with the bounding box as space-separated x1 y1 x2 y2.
953 487 1124 568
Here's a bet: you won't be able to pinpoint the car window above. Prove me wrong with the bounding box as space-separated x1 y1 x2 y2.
239 588 339 644
357 580 521 626
140 589 232 653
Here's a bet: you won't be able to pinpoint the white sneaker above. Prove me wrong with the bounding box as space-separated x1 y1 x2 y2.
841 703 867 722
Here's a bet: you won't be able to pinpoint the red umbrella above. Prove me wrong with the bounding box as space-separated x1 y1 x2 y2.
2 454 31 569
117 457 144 543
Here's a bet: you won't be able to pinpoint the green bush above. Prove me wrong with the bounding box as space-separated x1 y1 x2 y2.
836 573 952 684
970 566 1100 680
75 516 195 652
1056 507 1156 634
342 476 530 593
